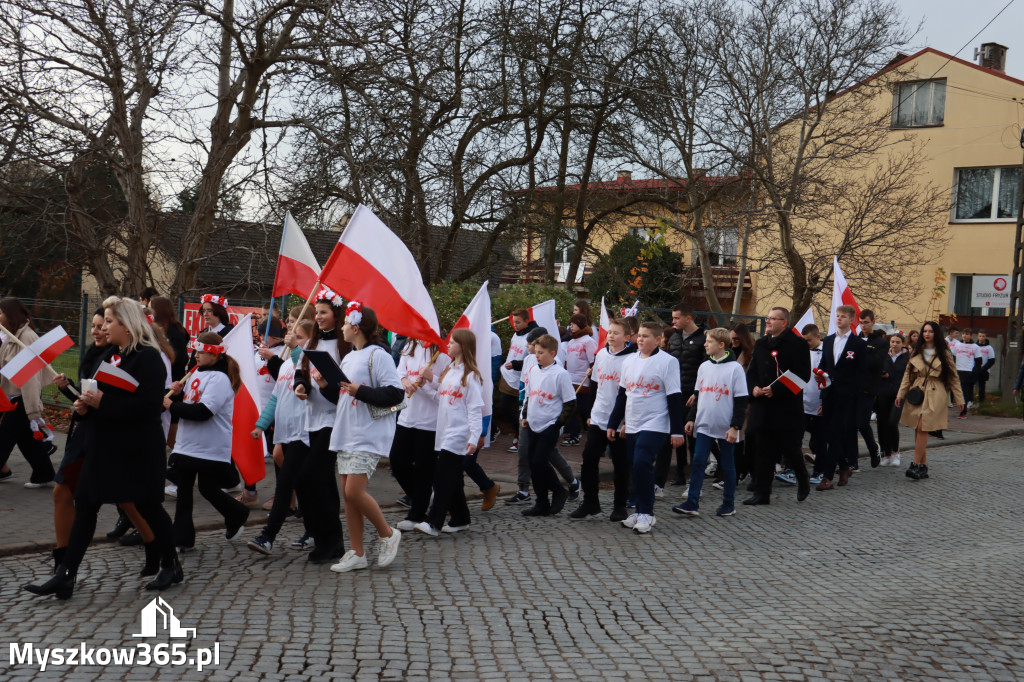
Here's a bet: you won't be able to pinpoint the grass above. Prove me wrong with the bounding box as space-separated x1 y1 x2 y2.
973 391 1024 419
41 349 80 408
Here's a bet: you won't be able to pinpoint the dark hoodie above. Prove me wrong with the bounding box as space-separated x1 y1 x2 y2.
686 349 749 429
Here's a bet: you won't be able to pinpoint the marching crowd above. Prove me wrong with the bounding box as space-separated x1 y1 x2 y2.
0 290 1021 602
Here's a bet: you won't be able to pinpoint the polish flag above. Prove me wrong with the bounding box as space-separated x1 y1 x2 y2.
0 326 74 387
511 299 559 340
92 361 140 392
828 257 862 337
0 387 14 412
774 369 808 395
792 307 814 337
273 212 321 298
446 282 493 417
598 297 610 349
223 315 266 486
319 205 444 346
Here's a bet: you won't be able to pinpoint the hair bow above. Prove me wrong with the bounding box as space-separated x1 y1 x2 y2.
345 301 363 326
190 340 225 355
199 293 228 308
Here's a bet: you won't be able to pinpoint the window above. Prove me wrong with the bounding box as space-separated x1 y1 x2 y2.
629 225 657 242
953 166 1021 221
892 79 945 128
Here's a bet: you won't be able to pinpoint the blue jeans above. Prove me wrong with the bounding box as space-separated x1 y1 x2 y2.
463 447 494 491
688 433 736 508
627 431 669 515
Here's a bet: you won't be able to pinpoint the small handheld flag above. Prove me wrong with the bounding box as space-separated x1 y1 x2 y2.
771 370 808 395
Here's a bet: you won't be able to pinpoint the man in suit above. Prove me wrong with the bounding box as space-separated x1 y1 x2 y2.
744 306 811 505
817 305 868 490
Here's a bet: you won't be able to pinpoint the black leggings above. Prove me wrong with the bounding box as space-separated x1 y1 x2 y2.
171 454 249 547
64 499 175 572
293 428 342 550
425 450 470 529
390 425 438 523
262 440 314 542
0 397 55 483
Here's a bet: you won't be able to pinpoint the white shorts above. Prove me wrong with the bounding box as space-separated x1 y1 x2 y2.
336 449 381 478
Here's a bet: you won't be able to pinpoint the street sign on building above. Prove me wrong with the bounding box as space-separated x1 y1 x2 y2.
972 275 1011 307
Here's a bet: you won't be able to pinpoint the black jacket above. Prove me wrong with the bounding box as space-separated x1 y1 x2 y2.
668 323 708 394
859 329 888 396
746 330 810 429
820 332 867 401
881 351 909 397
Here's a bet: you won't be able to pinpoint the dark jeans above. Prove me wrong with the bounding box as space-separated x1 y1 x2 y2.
463 447 494 491
977 375 989 401
527 424 564 508
263 439 314 542
426 450 470 529
170 454 249 547
580 425 628 509
391 425 437 522
856 392 878 456
627 431 669 515
0 397 56 483
805 413 826 459
64 499 175 572
564 389 592 439
293 428 342 550
688 433 736 508
654 438 690 487
753 425 807 496
958 370 976 410
875 393 898 456
822 390 858 479
518 427 574 492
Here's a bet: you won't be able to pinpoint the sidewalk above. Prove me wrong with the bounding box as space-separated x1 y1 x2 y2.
1 411 1020 556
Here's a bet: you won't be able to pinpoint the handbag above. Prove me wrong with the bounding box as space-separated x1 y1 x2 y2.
905 387 924 406
367 349 407 420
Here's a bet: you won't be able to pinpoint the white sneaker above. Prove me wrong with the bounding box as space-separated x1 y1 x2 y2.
870 412 877 421
681 485 690 499
377 528 401 567
330 550 368 573
633 514 656 534
879 456 892 467
414 521 439 537
705 457 718 476
653 485 664 498
23 481 53 489
712 481 725 490
891 453 901 467
621 513 639 529
967 401 974 409
441 523 470 534
164 484 178 498
396 519 417 531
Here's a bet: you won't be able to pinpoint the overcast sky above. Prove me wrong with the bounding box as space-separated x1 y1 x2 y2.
900 0 1024 77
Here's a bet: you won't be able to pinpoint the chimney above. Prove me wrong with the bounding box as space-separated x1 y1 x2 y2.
616 170 632 182
975 42 1008 72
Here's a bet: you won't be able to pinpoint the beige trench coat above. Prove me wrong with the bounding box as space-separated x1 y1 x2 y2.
896 350 964 432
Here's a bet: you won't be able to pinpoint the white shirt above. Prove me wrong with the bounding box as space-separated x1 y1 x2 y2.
253 347 277 407
272 354 309 445
565 335 598 384
590 347 631 431
173 368 234 463
523 362 576 432
434 363 485 455
499 330 531 388
832 330 852 365
330 345 404 456
304 337 340 432
619 349 682 435
397 345 451 431
519 353 562 416
693 356 748 439
978 344 996 365
953 342 982 372
804 346 825 415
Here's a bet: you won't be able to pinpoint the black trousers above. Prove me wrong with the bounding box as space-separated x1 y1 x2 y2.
527 424 563 507
654 438 691 487
822 390 859 479
856 392 879 456
262 439 314 542
64 499 175 573
580 425 628 509
425 450 470 529
0 397 55 483
497 387 520 437
390 425 438 523
958 370 976 409
170 454 249 547
294 427 342 550
753 425 807 496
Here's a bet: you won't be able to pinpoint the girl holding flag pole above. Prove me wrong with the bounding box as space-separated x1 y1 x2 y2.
24 296 179 599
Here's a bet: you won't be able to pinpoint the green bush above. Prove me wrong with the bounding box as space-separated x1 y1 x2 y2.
586 233 684 312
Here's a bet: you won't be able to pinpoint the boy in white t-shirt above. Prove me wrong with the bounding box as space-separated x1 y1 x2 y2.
606 322 685 534
673 328 748 517
519 334 577 517
953 328 982 416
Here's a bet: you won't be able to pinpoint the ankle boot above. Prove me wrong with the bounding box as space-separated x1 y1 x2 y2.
140 542 161 577
918 464 929 480
906 462 921 480
145 556 183 591
52 547 66 573
106 510 134 539
24 565 75 600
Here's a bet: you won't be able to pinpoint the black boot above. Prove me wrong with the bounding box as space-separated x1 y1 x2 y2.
140 542 161 577
906 462 921 479
106 510 134 539
918 464 929 480
24 565 75 600
52 547 66 573
120 530 143 546
145 556 183 591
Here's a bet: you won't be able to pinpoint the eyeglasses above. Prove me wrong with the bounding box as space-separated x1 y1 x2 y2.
766 317 786 321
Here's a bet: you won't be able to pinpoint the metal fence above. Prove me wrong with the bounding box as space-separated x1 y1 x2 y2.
20 297 90 408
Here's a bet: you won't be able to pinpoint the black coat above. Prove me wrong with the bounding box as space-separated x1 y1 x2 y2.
668 323 708 394
746 331 810 429
820 333 868 415
166 324 190 383
881 351 909 397
75 345 168 505
859 330 888 396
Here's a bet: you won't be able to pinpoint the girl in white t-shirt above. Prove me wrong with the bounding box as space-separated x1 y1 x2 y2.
164 332 249 549
414 329 485 536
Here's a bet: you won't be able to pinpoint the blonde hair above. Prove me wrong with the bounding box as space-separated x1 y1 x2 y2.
705 327 731 346
102 296 160 354
440 329 483 387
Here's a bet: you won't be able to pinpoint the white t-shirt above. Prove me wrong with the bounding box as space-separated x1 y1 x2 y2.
500 330 531 388
804 346 825 415
589 347 631 431
490 331 502 358
434 363 484 455
330 345 404 456
523 362 576 432
978 344 996 366
693 357 748 439
619 349 682 435
173 368 235 463
953 341 981 372
565 335 597 384
253 346 278 407
304 337 340 432
519 353 562 415
272 354 309 445
397 345 451 431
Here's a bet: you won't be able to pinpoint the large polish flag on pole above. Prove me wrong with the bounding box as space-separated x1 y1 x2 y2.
319 205 445 347
223 315 266 486
513 299 559 339
0 326 75 387
828 257 862 336
446 282 493 418
273 212 321 298
792 307 814 337
598 297 610 349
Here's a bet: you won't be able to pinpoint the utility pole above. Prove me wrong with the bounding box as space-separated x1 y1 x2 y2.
1001 128 1024 410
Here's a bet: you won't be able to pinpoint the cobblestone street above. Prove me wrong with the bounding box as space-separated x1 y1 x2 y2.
2 435 1024 681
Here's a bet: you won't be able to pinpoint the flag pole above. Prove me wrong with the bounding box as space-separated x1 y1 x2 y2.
575 367 592 394
166 368 195 399
490 317 508 325
265 212 291 347
281 280 321 359
0 323 79 396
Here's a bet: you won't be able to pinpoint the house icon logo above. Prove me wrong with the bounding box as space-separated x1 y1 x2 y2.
132 597 197 639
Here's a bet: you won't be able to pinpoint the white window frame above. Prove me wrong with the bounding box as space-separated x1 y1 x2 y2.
951 166 1022 223
891 79 946 128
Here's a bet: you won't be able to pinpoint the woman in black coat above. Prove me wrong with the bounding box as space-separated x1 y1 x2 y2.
24 296 182 600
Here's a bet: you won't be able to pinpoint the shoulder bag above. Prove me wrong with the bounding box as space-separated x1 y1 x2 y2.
367 348 407 420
